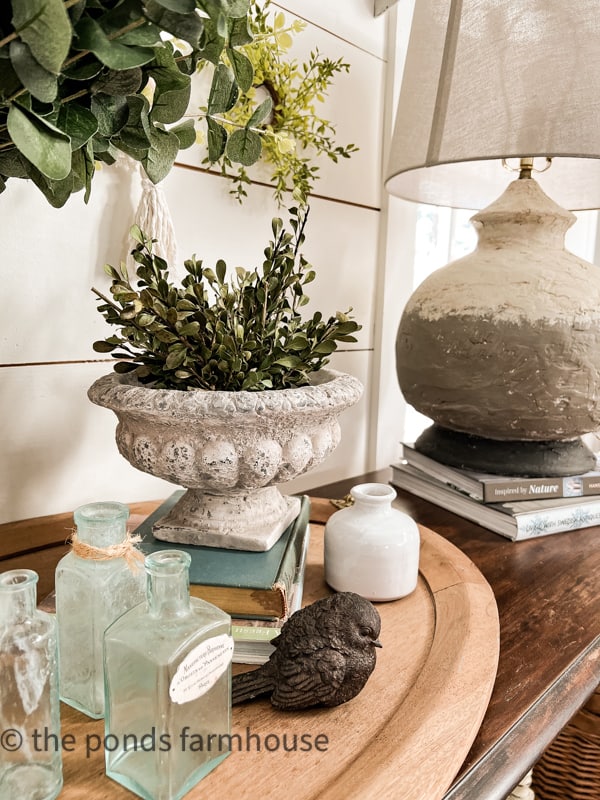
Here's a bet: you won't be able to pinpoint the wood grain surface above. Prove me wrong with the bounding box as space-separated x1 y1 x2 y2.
2 498 499 800
3 470 597 800
310 471 600 800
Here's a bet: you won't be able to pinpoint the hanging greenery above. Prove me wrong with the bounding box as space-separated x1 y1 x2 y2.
200 0 358 204
0 0 263 207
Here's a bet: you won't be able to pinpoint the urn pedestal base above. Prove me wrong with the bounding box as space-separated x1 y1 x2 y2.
152 487 302 551
415 425 596 478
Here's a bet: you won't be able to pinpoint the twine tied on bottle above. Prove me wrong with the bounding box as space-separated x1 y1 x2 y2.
68 530 145 573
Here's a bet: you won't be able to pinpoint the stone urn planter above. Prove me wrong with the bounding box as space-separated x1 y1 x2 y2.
88 369 362 550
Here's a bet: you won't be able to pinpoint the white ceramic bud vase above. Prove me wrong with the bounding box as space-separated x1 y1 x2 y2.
324 483 420 601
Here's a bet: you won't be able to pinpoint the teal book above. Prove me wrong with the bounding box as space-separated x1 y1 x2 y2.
133 494 310 620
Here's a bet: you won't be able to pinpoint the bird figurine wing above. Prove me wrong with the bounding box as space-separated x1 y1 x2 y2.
270 647 347 710
231 592 382 710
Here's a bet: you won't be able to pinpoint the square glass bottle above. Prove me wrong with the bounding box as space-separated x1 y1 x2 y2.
0 569 62 800
103 550 233 800
55 501 145 718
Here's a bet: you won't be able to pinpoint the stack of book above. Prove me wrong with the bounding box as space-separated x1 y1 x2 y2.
391 443 600 541
135 493 310 663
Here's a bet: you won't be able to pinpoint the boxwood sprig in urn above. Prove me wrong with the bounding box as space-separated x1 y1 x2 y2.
92 206 361 391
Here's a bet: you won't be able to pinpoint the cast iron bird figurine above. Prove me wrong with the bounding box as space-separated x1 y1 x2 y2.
231 591 382 710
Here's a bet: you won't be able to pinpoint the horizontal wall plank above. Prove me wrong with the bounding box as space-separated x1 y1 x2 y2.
0 165 141 365
0 362 174 525
179 5 385 208
162 171 379 351
0 169 378 364
275 0 387 59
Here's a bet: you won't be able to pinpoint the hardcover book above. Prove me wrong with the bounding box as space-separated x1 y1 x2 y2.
134 493 310 619
400 442 600 504
391 462 600 541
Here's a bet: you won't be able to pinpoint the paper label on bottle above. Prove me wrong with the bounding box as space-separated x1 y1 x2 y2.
169 633 234 705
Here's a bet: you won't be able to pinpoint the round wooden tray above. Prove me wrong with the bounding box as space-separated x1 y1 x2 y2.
60 498 499 800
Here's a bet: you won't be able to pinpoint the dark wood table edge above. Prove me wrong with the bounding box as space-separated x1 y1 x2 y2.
442 634 600 800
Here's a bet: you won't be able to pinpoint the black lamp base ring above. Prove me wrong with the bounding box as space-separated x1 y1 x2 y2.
414 425 597 478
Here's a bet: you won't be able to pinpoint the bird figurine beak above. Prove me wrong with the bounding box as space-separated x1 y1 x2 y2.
373 639 383 648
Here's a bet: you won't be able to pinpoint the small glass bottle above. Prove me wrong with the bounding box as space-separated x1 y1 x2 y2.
324 483 420 600
0 569 62 800
55 501 145 718
104 550 232 800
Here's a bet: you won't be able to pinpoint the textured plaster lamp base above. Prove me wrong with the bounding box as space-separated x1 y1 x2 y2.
415 425 597 478
152 488 301 550
397 177 600 476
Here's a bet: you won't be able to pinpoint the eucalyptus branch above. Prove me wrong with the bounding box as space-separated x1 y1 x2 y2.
0 0 89 49
62 17 146 69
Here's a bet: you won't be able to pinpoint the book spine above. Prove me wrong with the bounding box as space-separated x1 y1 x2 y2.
274 495 310 618
484 475 600 503
515 501 600 539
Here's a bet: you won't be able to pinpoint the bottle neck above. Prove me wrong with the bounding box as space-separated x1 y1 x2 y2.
74 501 129 547
145 551 192 618
0 569 38 625
350 483 396 513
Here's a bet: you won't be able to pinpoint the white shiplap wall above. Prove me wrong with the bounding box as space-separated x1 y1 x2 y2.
0 1 411 524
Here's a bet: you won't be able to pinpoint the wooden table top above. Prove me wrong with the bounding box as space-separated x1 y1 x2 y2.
311 470 600 800
1 469 599 800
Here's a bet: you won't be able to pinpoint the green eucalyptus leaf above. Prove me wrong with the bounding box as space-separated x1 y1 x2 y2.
197 17 226 65
9 40 57 102
74 18 155 70
144 2 204 46
118 94 152 152
206 116 227 162
57 104 98 150
147 47 191 124
7 103 71 180
70 141 95 203
0 59 22 100
100 2 162 47
226 47 253 93
62 58 104 81
246 96 273 129
170 119 196 150
226 0 252 17
91 94 129 136
226 127 261 166
23 158 75 207
142 127 179 183
152 0 195 12
0 149 28 178
92 68 143 96
207 63 237 114
12 0 71 74
229 16 253 47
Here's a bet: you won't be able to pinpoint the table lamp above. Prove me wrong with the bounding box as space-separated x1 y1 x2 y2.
385 0 600 476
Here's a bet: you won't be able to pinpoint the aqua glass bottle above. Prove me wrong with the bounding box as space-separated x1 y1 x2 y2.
55 501 145 718
0 569 62 800
104 550 232 800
